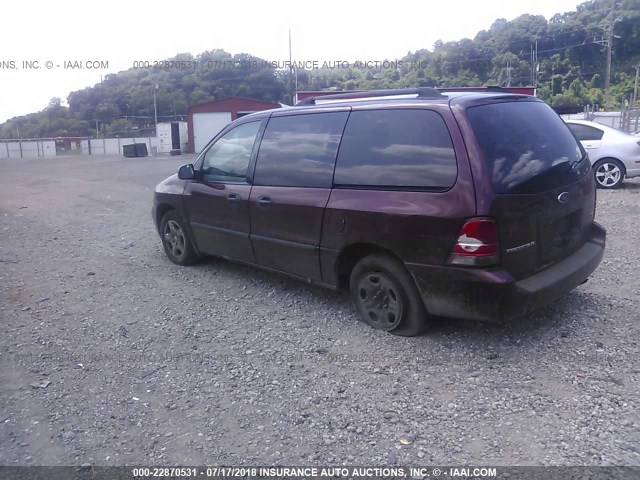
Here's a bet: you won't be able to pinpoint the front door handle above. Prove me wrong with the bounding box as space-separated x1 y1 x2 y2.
227 193 241 204
257 196 272 207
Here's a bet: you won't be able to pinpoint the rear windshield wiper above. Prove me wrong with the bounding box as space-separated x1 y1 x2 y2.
570 153 587 171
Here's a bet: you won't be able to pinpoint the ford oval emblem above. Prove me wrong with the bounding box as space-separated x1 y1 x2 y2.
558 192 570 204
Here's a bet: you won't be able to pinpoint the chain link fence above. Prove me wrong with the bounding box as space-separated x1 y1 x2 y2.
565 103 640 134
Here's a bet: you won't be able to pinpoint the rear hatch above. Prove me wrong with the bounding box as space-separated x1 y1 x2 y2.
466 100 595 280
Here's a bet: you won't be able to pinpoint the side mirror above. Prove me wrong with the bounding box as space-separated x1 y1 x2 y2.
177 164 195 180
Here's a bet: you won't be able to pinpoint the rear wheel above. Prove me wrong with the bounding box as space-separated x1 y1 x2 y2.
160 210 199 265
593 158 624 189
350 254 429 336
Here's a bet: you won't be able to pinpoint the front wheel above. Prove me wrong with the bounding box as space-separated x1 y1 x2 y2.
593 158 624 189
159 210 200 265
350 254 430 336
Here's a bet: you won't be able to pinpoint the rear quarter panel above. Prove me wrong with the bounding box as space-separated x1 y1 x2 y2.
320 104 476 285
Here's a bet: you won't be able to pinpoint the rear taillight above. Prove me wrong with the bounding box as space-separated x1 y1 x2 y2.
448 218 499 267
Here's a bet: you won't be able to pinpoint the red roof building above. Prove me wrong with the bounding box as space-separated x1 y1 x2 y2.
187 97 281 153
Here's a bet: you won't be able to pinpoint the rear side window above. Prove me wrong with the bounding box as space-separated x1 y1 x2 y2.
334 109 457 189
468 101 586 194
567 123 604 141
254 112 349 188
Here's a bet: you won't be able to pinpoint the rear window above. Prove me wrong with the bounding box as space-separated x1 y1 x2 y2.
468 101 587 194
567 123 604 141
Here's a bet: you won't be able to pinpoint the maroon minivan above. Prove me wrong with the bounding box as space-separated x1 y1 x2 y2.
152 88 605 336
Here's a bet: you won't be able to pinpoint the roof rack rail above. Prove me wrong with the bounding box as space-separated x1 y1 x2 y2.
295 87 444 106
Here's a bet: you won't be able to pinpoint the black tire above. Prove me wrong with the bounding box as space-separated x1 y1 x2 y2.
159 210 200 266
593 158 625 189
350 254 430 336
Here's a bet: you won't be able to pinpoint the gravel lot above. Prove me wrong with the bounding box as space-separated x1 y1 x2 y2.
1 154 639 467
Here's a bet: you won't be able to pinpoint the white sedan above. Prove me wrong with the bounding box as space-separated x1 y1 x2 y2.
565 119 640 189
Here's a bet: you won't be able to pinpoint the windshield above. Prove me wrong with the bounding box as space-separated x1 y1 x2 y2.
468 101 587 194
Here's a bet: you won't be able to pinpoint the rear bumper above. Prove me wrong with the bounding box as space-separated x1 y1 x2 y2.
407 222 606 322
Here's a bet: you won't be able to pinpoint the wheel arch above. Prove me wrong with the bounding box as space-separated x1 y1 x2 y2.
334 243 405 291
594 157 626 175
155 203 175 234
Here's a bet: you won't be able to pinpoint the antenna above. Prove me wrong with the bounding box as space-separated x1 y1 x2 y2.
288 29 297 104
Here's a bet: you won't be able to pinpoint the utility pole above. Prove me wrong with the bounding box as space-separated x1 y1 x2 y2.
604 0 620 105
153 83 158 138
288 29 296 104
531 44 534 87
633 65 639 106
141 68 159 140
530 40 538 87
604 2 614 100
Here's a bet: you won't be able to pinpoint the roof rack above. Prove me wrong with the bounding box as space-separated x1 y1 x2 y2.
295 87 444 106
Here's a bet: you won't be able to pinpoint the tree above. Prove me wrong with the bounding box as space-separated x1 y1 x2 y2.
105 119 134 137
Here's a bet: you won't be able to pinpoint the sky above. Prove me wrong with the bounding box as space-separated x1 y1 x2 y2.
0 0 584 125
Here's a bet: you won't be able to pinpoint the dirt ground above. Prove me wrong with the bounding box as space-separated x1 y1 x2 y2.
1 154 639 466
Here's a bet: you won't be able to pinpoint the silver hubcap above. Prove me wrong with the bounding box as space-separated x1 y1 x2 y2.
595 163 621 187
356 273 402 330
163 220 186 259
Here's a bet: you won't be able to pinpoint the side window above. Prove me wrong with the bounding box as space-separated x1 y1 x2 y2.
202 121 261 183
254 112 349 188
334 109 457 189
568 124 604 141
